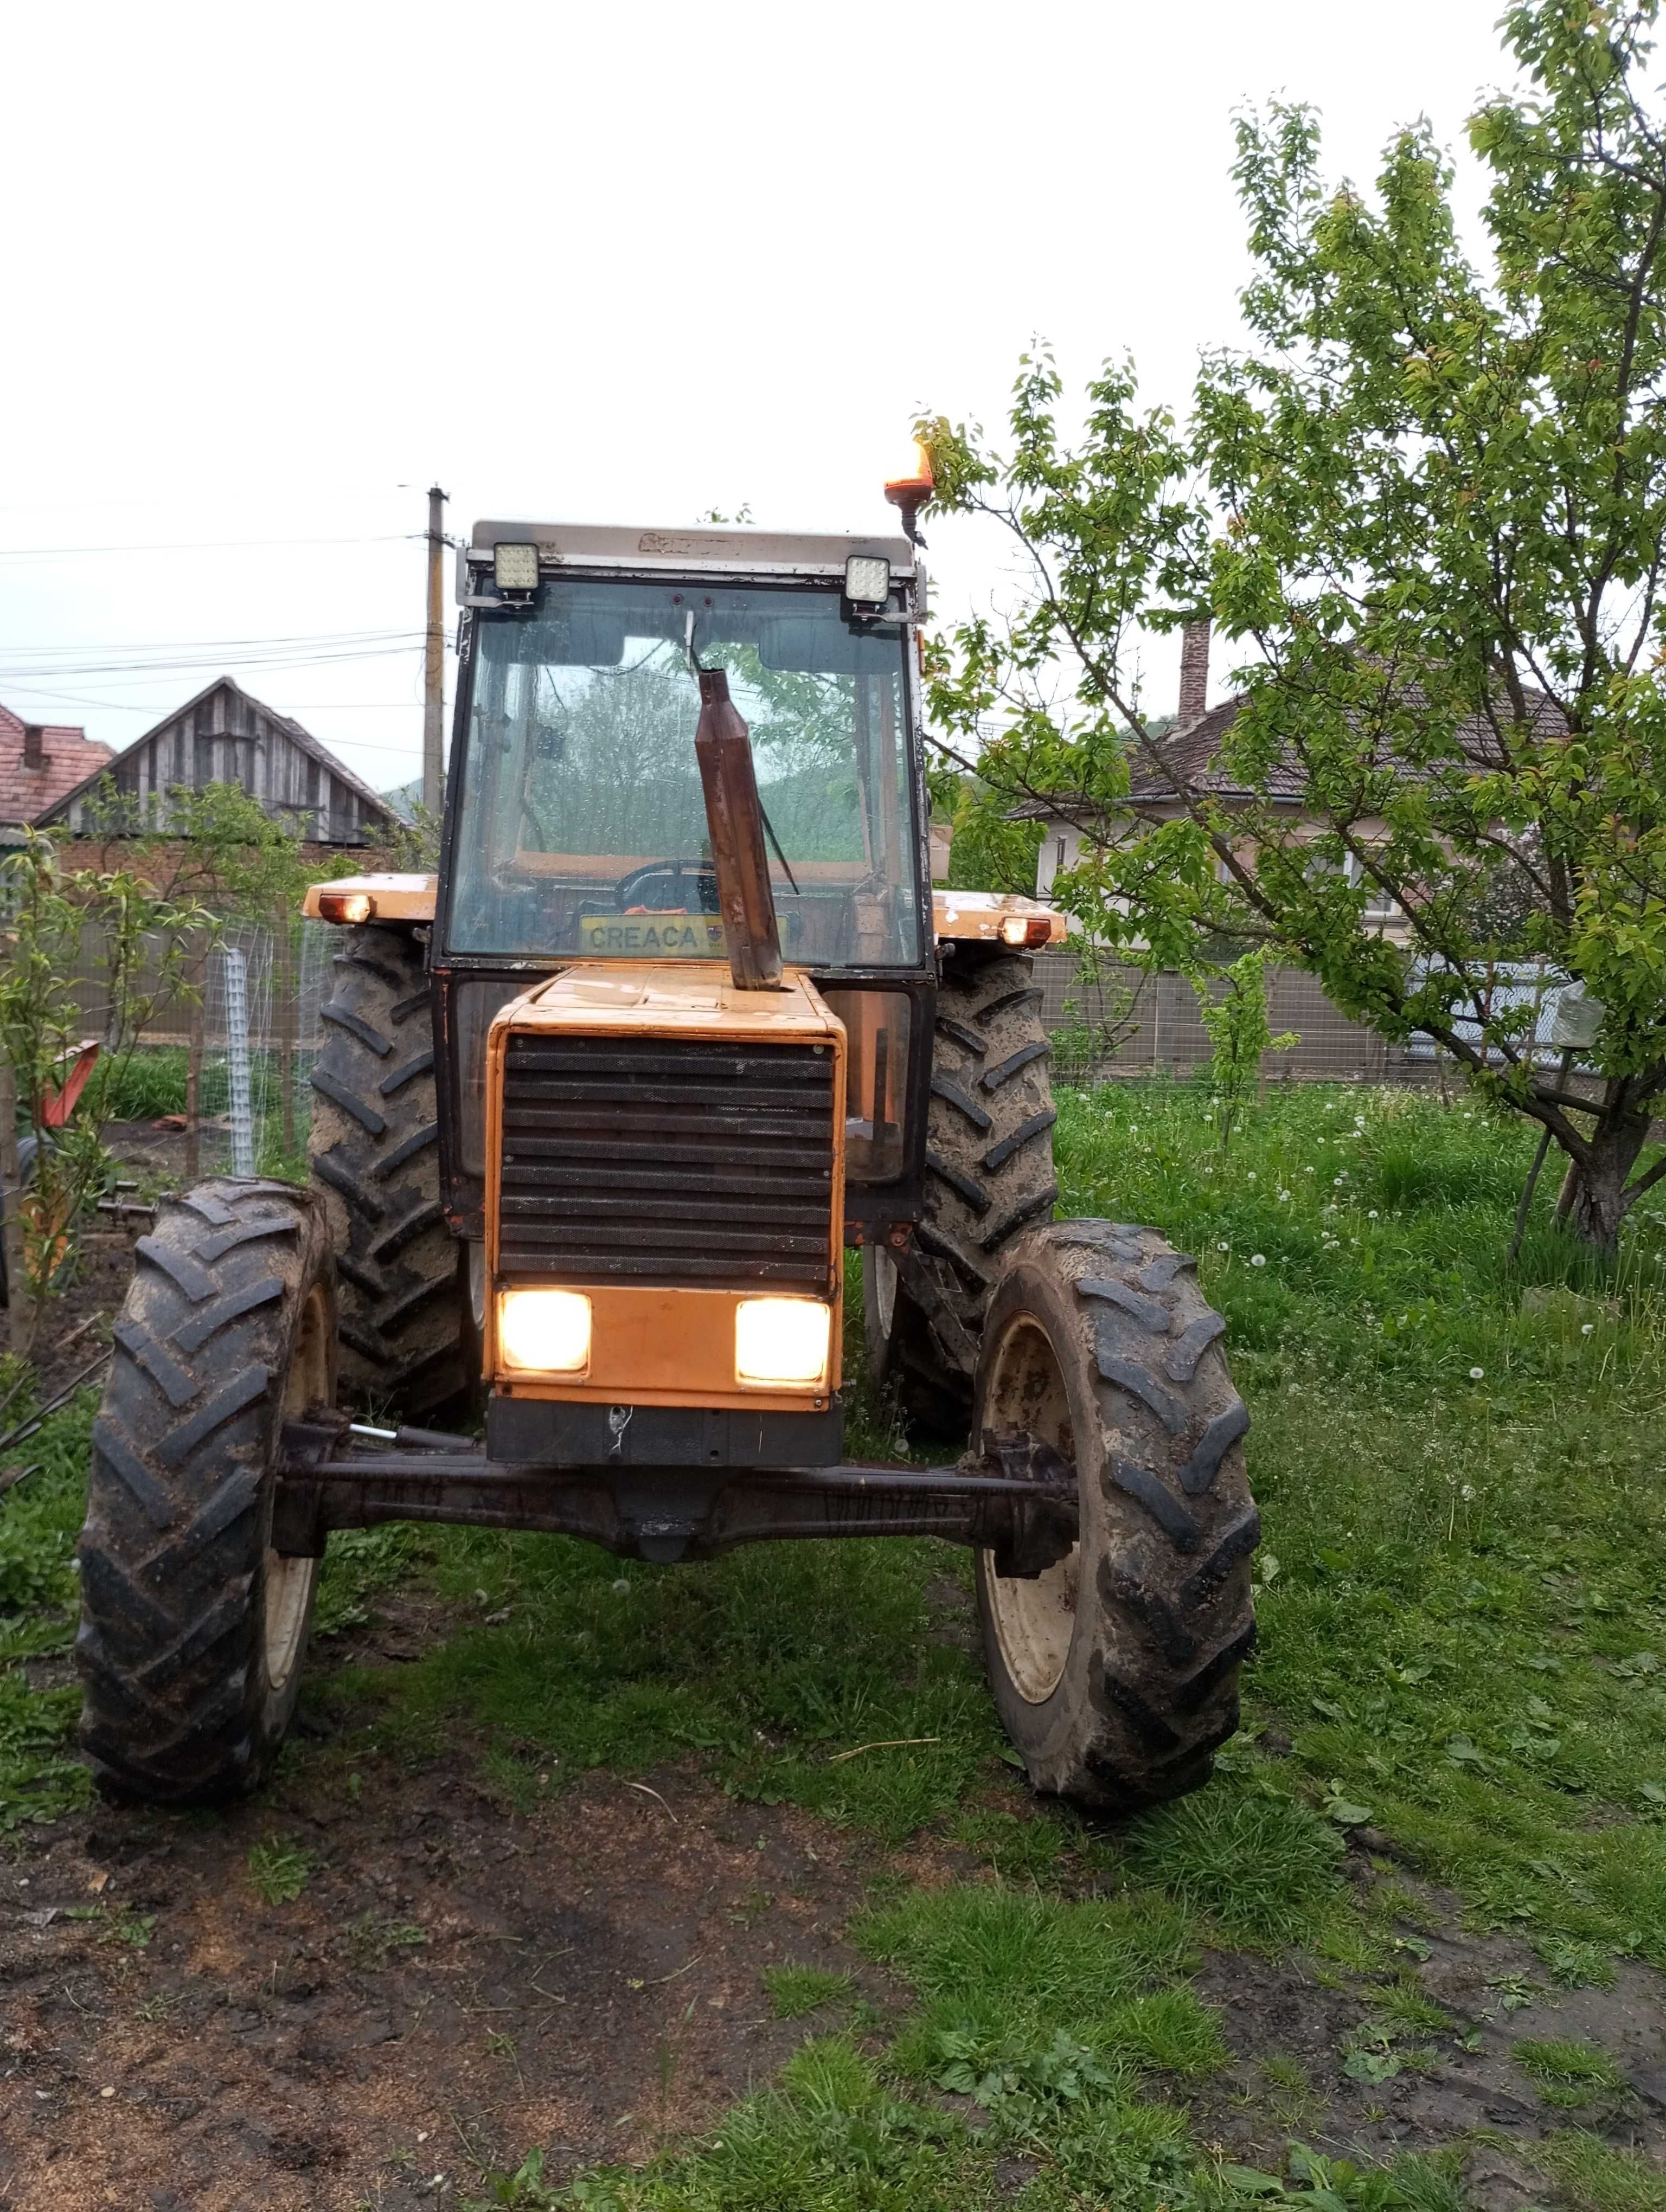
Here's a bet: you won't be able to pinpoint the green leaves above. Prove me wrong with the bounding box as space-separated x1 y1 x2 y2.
925 1 1666 1244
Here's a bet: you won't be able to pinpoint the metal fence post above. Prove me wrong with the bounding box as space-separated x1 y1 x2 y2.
224 946 254 1178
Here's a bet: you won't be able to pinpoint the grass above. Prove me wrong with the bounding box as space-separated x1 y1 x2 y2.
246 1834 313 1904
3 1078 1666 2209
761 1962 858 2018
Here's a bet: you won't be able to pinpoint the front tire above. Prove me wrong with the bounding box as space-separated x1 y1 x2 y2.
973 1218 1258 1812
76 1179 336 1805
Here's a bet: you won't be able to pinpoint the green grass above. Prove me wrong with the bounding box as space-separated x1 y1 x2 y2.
246 1834 313 1904
761 1963 858 2018
1055 1079 1666 1965
1512 2035 1632 2110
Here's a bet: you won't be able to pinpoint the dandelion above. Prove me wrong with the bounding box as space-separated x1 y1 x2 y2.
1367 1209 1378 1219
1461 1484 1476 1501
1303 1166 1315 1175
1247 1171 1257 1181
1469 1366 1484 1380
1217 1240 1230 1252
1334 1175 1346 1186
1581 1322 1594 1335
1278 1188 1291 1201
1250 1253 1266 1268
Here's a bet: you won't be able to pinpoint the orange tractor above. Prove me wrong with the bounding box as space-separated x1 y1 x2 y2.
76 483 1258 1812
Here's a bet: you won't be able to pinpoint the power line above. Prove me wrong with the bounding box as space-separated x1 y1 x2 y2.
0 532 414 560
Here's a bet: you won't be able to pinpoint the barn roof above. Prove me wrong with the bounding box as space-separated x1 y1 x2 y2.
0 704 115 825
35 675 397 831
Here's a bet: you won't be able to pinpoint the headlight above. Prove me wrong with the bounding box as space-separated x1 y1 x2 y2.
498 1288 591 1373
735 1297 831 1388
843 554 890 607
494 541 540 592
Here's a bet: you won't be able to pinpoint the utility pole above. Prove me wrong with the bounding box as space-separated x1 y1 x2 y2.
423 483 448 816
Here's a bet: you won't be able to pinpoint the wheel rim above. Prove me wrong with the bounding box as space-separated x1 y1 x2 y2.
869 1245 898 1340
981 1307 1080 1705
265 1282 329 1695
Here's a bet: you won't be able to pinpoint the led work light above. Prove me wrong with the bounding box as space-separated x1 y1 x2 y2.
843 554 891 607
494 541 540 593
735 1297 831 1388
498 1288 591 1374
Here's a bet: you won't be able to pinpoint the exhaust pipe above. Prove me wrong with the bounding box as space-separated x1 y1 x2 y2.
693 666 783 991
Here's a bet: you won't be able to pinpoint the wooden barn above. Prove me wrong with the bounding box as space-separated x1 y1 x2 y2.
40 675 397 846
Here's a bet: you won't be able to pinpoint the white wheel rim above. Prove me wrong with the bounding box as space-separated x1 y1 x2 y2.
266 1282 329 1694
981 1309 1080 1705
869 1245 898 1340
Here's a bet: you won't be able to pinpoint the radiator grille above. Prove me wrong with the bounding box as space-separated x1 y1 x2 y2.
497 1033 836 1289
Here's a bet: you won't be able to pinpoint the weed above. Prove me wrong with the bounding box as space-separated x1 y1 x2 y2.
1525 2131 1666 2212
1513 2037 1631 2107
760 1962 856 2018
1260 2054 1322 2130
247 1835 313 1905
1119 1786 1347 1951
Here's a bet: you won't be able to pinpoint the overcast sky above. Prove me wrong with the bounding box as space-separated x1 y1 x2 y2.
3 0 1520 792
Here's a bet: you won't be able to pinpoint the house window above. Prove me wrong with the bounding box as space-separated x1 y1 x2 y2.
1344 853 1398 920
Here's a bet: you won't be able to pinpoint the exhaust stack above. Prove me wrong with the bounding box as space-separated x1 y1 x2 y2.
693 666 783 991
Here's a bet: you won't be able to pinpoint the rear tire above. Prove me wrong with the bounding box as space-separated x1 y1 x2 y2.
305 923 471 1419
76 1179 336 1805
973 1218 1258 1812
882 950 1059 1436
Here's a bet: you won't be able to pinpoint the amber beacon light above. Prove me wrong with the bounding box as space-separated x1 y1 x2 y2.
883 441 934 545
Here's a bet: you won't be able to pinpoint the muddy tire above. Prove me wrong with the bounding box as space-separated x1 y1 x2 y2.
973 1218 1258 1814
76 1179 336 1805
879 950 1058 1436
306 924 470 1418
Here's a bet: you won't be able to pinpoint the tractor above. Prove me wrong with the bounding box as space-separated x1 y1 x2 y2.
76 478 1258 1812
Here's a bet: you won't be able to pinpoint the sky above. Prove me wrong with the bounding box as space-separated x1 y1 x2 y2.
3 0 1521 794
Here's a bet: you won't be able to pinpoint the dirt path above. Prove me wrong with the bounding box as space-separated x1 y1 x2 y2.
0 1754 928 2210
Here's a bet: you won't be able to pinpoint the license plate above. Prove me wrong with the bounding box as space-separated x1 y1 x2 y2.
576 912 725 959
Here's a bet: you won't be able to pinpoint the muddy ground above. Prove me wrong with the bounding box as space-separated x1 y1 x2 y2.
2 1583 1663 2211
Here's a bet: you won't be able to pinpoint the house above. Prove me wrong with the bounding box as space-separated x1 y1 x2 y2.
0 704 115 831
1024 621 1413 938
38 675 398 847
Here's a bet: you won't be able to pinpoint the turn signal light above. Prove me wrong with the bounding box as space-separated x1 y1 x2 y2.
735 1298 831 1388
498 1288 592 1374
1000 914 1054 947
318 891 374 924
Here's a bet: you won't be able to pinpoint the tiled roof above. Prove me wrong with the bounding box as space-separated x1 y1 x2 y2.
0 704 115 826
1010 683 1568 820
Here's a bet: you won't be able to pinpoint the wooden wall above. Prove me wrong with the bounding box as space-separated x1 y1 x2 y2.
55 679 388 846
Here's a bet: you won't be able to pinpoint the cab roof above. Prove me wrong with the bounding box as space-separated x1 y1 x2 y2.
465 518 914 588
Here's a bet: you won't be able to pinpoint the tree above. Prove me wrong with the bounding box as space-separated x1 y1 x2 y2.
920 0 1666 1250
0 832 209 1355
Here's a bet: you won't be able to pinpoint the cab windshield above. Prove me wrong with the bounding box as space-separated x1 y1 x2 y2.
445 581 922 969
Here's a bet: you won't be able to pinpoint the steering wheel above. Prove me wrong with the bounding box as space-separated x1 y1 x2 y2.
612 858 719 912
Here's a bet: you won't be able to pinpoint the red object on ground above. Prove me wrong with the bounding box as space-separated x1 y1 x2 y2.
41 1040 101 1128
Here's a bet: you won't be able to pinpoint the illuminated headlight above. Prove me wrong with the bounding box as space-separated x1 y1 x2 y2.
494 541 540 592
735 1297 831 1388
498 1288 591 1373
843 554 890 607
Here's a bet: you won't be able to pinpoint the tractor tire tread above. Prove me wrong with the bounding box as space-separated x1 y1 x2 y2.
304 925 470 1419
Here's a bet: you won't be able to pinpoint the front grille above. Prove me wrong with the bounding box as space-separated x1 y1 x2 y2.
497 1033 836 1289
